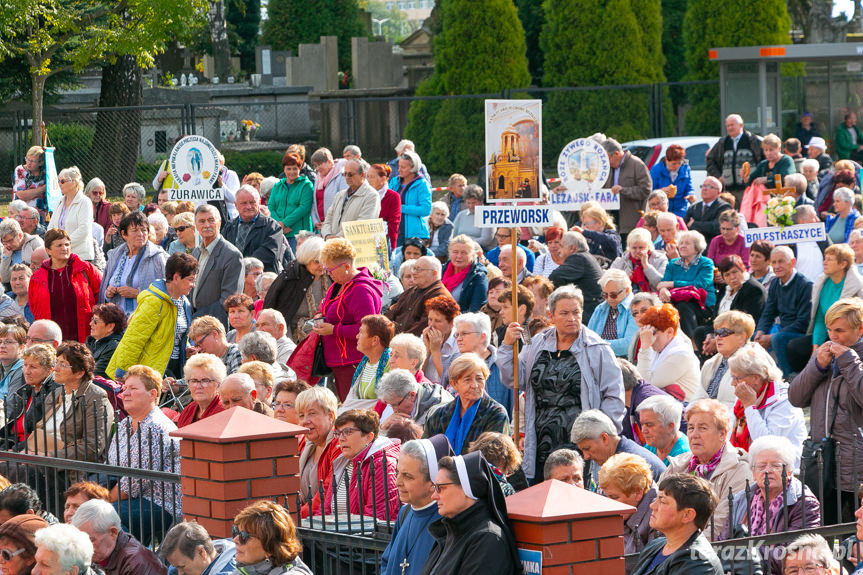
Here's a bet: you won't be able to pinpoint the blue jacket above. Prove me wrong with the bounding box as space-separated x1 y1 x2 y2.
650 159 693 218
661 254 717 307
444 259 488 313
398 177 432 240
586 293 638 356
826 209 861 243
756 270 813 334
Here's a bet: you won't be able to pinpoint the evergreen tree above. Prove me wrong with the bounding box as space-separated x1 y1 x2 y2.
227 0 261 74
683 0 791 134
541 0 665 156
404 0 530 175
515 0 544 85
261 0 367 71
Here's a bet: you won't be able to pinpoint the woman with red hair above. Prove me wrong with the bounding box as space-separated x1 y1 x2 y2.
269 152 314 252
534 226 565 277
368 163 401 249
635 303 700 401
649 144 692 218
422 294 461 384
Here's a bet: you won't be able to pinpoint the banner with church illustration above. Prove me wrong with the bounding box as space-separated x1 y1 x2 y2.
341 218 390 271
484 100 542 203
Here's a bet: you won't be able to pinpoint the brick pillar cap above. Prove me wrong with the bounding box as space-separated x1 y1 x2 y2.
506 479 636 522
170 406 308 443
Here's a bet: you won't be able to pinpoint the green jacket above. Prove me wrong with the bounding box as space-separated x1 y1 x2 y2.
835 123 863 159
268 176 313 238
106 280 189 379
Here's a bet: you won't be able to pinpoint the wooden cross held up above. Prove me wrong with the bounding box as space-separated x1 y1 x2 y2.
763 173 797 197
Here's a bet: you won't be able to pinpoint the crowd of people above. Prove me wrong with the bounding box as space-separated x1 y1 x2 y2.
3 119 863 575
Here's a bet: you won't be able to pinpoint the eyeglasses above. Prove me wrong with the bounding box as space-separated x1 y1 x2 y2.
714 327 737 338
344 171 358 177
188 378 217 387
455 331 480 339
174 226 191 233
412 267 433 273
325 262 347 275
25 336 53 344
191 331 213 347
602 288 625 299
0 339 19 346
58 178 70 184
55 360 71 369
784 564 826 575
333 427 361 439
273 401 295 410
231 525 252 544
0 548 25 562
389 391 412 408
432 482 456 493
753 462 786 472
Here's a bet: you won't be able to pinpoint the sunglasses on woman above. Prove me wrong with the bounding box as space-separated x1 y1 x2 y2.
0 548 25 562
231 525 252 544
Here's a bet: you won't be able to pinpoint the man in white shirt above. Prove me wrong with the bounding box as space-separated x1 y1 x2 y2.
792 205 826 282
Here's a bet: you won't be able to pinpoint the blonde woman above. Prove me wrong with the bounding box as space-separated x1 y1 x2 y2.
47 166 95 261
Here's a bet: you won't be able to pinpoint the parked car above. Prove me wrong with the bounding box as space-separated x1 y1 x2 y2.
623 136 720 201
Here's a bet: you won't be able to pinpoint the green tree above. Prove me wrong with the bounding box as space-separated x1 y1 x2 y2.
404 0 530 175
683 0 791 134
541 0 665 156
227 0 262 74
261 0 367 71
0 0 206 145
515 0 544 85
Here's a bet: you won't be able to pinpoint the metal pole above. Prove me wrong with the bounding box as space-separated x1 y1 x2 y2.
511 229 520 444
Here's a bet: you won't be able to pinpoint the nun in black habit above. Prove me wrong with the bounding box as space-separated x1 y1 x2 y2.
419 451 522 575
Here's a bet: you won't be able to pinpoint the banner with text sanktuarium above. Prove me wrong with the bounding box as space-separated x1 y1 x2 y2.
550 138 615 211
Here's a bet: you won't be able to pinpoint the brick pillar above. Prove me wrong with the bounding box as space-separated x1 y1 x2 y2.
170 407 307 538
506 479 636 575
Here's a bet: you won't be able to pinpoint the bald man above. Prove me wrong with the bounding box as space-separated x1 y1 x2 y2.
219 373 273 416
385 255 451 336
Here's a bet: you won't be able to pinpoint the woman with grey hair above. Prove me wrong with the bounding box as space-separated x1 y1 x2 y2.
719 435 820 574
148 211 173 250
84 177 111 231
242 257 264 300
47 166 95 261
610 227 668 293
548 231 603 322
122 182 146 212
783 534 838 575
497 284 625 483
263 236 330 341
448 312 510 414
393 150 432 244
727 343 807 466
586 268 637 357
826 186 860 243
33 523 98 575
451 185 495 251
656 229 715 340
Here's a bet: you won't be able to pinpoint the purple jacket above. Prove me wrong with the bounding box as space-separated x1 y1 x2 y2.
320 267 383 366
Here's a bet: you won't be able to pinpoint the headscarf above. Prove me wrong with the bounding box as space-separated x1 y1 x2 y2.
452 452 521 570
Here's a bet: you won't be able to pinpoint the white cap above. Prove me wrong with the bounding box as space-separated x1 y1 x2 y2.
808 137 826 151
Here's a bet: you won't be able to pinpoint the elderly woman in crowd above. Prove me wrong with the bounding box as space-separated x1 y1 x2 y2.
63 481 110 523
422 295 460 384
1 344 55 451
427 201 453 260
268 152 314 251
367 164 401 250
390 237 431 276
810 244 863 348
707 210 749 269
107 252 196 381
271 380 309 426
449 313 507 413
720 435 820 574
86 303 125 378
313 238 383 401
389 332 433 385
790 298 863 524
827 187 860 244
423 452 520 575
296 386 340 515
657 229 715 339
611 228 668 294
662 398 752 540
122 182 146 213
599 453 657 554
342 315 394 412
176 353 226 428
232 500 311 575
29 229 101 343
378 367 453 428
0 512 48 575
264 236 329 342
8 263 32 324
694 311 756 412
533 226 565 277
224 293 256 344
587 269 637 357
727 344 807 465
168 212 195 255
627 292 663 362
452 185 494 251
47 166 94 262
441 235 488 313
479 277 510 333
310 148 346 232
149 212 173 251
636 395 689 466
241 257 264 300
108 364 181 545
498 285 625 484
98 211 167 315
0 324 25 426
749 239 776 287
425 353 509 455
395 150 432 245
636 304 700 401
323 409 400 520
574 204 622 263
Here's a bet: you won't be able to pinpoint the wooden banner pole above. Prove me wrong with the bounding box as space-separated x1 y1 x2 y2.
511 229 520 446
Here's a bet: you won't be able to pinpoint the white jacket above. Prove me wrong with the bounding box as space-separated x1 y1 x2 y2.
48 191 94 261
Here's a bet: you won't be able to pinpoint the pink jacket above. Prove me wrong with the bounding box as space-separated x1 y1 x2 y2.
324 436 401 520
320 267 383 366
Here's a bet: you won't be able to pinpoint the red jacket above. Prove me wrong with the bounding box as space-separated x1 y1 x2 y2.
29 253 101 342
324 436 401 520
302 435 341 518
379 189 402 249
176 395 225 428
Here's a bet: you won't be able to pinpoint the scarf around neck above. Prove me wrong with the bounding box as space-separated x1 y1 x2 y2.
748 483 786 536
688 443 725 479
629 254 651 293
442 262 471 293
445 398 480 455
730 380 777 451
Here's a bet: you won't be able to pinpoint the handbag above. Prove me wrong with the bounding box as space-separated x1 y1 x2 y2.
311 334 333 378
801 379 842 495
286 332 322 385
